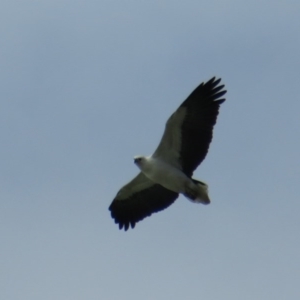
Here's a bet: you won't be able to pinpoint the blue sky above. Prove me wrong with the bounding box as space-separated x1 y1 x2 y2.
1 1 300 299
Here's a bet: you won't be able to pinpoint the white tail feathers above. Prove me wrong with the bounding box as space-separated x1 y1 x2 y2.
184 179 210 204
194 179 210 204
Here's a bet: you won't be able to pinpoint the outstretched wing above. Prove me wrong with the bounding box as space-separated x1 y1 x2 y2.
153 77 226 177
109 173 178 231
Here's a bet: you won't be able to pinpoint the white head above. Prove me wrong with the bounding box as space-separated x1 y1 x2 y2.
133 155 147 170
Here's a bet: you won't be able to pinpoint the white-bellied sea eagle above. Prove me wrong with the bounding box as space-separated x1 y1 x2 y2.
109 77 226 230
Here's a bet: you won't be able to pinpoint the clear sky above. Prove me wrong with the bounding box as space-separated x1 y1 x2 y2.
1 1 300 299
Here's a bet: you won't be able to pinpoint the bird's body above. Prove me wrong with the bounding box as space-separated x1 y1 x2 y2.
135 156 188 191
109 77 227 230
134 155 209 204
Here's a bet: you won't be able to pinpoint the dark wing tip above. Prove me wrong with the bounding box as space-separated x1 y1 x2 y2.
109 202 137 231
178 76 227 176
180 77 227 109
204 77 227 100
109 185 178 231
204 77 222 88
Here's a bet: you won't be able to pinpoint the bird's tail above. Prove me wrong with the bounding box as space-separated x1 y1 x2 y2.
188 179 210 204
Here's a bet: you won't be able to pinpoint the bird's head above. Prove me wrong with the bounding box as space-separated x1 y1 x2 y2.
133 155 147 169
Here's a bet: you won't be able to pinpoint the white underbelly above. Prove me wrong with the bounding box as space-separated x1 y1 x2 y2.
143 161 189 193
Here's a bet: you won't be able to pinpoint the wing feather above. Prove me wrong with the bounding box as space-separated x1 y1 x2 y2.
109 173 178 230
154 77 226 177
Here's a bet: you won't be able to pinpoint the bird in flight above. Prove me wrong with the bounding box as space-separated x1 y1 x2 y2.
109 77 227 230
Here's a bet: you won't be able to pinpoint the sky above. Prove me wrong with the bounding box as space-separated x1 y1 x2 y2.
1 1 300 299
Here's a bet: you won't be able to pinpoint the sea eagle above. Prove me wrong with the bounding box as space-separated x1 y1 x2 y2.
109 77 226 230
